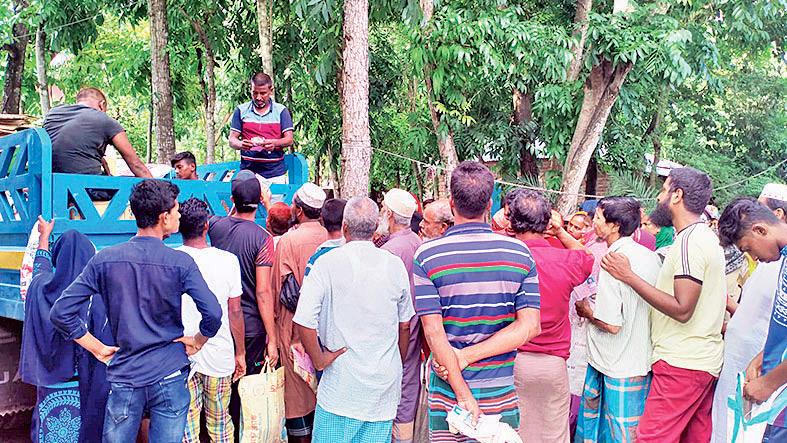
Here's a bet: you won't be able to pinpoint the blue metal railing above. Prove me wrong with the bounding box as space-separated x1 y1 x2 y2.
0 128 309 320
0 129 50 246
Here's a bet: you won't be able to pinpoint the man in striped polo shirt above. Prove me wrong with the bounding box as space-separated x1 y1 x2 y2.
228 72 294 184
414 161 542 441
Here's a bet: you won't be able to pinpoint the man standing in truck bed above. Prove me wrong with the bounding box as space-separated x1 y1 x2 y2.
228 72 294 186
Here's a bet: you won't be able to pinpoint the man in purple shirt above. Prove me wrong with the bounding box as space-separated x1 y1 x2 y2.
378 188 423 443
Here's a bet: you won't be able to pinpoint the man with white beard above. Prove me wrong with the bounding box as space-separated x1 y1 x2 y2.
419 199 454 241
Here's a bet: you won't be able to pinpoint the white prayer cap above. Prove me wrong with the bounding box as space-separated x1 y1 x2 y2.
760 183 787 203
383 188 417 218
294 183 326 209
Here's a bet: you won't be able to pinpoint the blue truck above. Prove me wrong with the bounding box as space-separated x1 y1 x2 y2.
0 128 309 428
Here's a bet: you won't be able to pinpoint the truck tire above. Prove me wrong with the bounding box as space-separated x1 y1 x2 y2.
0 318 35 430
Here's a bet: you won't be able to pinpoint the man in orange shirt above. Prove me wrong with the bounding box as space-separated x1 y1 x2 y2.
272 183 328 442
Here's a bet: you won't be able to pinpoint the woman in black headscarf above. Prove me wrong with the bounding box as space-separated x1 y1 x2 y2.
19 218 99 442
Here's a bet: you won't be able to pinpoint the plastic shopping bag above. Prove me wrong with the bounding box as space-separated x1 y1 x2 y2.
291 345 317 394
727 372 787 443
238 362 287 443
446 405 522 443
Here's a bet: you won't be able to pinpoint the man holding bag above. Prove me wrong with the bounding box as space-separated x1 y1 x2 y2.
293 196 414 442
209 171 279 440
178 198 245 443
273 182 328 442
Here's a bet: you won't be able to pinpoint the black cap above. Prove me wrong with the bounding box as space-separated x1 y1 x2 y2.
231 170 261 207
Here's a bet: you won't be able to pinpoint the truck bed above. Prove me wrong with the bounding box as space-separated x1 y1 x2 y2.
0 128 309 320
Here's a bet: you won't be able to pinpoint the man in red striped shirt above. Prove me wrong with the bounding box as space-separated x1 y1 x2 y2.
228 73 294 184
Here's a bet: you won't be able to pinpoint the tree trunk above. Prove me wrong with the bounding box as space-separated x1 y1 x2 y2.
421 0 459 192
256 0 274 76
315 154 322 186
35 27 50 115
556 58 633 214
327 141 341 196
212 109 232 159
412 161 424 199
585 156 598 195
187 14 217 164
148 0 176 162
147 92 154 163
644 110 661 188
203 53 217 164
566 0 592 82
2 0 30 114
645 87 668 188
649 137 662 188
513 88 538 178
425 75 459 178
339 0 371 198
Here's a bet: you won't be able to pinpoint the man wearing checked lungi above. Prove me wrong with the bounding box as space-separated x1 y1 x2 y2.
575 196 661 442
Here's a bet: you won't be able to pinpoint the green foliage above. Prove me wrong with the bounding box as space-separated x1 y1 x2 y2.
608 170 659 212
1 0 785 208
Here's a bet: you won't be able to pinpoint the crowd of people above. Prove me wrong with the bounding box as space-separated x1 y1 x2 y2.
17 157 787 443
16 72 786 443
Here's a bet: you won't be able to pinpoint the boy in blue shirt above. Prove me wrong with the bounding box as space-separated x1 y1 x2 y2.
719 197 787 442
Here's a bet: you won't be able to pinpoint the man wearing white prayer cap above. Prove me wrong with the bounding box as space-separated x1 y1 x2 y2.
380 189 418 232
273 181 329 441
294 182 327 210
759 183 787 219
710 182 787 442
377 188 424 443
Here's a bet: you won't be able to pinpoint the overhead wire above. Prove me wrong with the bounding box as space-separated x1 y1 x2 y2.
373 145 785 200
713 157 787 192
373 146 620 200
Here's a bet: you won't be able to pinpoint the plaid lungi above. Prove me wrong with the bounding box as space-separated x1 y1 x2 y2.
312 404 393 443
428 372 519 443
575 364 651 443
183 372 233 443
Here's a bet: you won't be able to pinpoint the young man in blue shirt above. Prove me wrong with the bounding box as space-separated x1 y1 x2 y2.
718 197 787 442
51 179 222 443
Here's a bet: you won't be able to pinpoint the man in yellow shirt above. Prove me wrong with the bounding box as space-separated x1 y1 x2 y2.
602 168 726 442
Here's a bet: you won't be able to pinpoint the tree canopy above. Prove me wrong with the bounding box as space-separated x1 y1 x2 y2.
2 0 785 207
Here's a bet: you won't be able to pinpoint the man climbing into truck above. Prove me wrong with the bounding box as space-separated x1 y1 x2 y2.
43 87 152 200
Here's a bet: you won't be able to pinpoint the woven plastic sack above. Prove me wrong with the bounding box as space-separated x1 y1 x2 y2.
238 363 287 443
